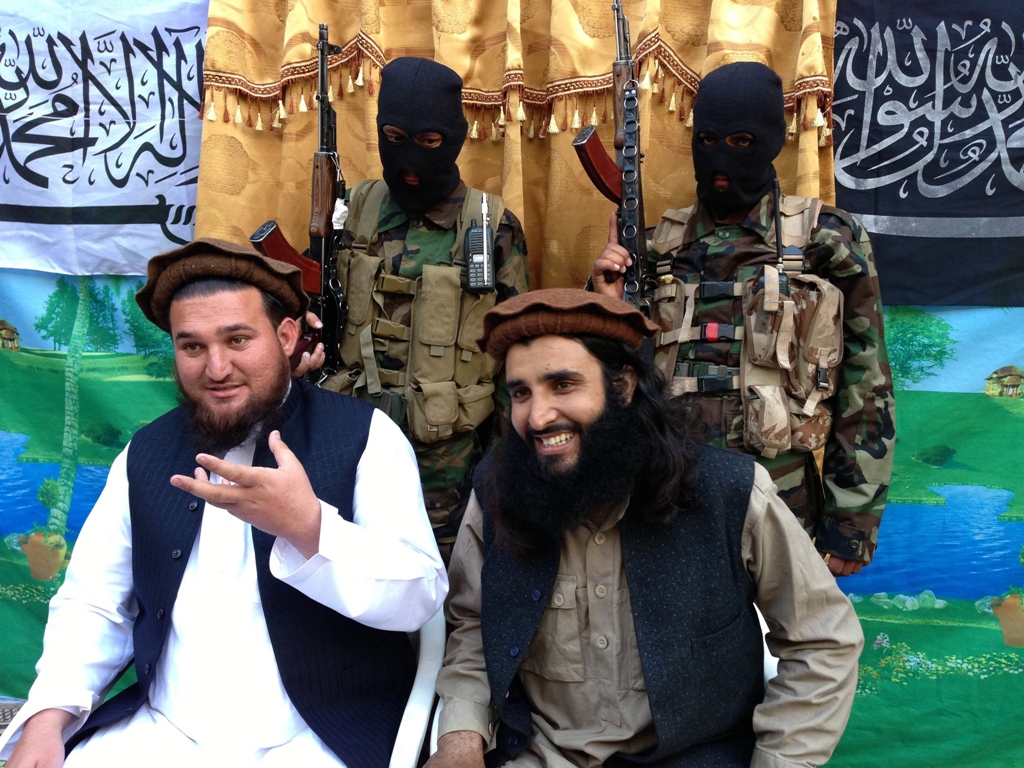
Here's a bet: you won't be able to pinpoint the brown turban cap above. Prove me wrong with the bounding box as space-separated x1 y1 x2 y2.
478 288 659 361
135 238 309 332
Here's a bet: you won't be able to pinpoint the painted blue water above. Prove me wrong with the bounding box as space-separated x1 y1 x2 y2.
0 431 110 542
841 485 1024 601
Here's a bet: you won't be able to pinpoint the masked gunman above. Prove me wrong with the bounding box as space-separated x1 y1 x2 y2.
431 288 863 768
591 62 895 577
302 57 529 562
0 240 446 768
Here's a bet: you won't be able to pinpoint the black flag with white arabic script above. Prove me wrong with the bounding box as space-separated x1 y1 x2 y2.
833 0 1024 306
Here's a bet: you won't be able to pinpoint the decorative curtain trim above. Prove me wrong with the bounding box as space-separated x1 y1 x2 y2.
204 32 386 99
201 29 834 144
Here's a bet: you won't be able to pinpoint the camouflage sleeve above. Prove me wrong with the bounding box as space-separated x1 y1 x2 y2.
491 207 530 429
808 208 896 566
494 207 530 301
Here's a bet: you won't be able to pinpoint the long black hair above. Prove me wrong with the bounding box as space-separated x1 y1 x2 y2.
576 335 700 527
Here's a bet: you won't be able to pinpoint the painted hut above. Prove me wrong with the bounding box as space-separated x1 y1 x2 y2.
0 319 20 351
985 365 1024 398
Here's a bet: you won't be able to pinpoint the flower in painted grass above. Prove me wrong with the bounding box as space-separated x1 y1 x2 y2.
873 633 890 649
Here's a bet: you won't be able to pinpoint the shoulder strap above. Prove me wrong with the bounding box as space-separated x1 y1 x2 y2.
776 194 824 249
345 179 390 246
451 187 503 266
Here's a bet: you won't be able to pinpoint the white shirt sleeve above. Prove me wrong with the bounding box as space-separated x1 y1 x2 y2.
270 409 448 632
0 446 138 759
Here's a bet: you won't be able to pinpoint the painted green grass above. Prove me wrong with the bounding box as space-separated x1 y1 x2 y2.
0 348 178 466
829 603 1024 767
0 547 136 701
0 544 59 700
889 391 1024 521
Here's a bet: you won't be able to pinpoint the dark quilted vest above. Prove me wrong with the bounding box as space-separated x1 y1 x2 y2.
477 443 763 767
67 379 416 768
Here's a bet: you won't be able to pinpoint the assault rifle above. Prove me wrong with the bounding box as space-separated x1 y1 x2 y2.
250 23 346 381
572 1 648 314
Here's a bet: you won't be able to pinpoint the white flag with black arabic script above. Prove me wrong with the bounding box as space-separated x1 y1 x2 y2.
0 0 208 275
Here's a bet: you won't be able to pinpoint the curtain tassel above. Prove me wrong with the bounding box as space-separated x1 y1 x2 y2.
547 111 560 135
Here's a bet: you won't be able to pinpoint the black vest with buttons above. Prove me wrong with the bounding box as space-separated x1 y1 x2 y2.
66 379 416 768
476 443 764 767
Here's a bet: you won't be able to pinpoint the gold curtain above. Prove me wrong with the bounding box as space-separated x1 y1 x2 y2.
196 0 836 289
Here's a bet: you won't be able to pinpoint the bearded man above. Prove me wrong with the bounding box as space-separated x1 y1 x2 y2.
0 239 446 768
431 289 863 768
592 61 894 578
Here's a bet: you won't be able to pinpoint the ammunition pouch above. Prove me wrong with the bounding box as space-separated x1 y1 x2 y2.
648 194 842 459
738 261 843 458
327 179 501 443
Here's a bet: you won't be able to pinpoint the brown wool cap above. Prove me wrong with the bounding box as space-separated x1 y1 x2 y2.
479 288 660 360
135 238 309 332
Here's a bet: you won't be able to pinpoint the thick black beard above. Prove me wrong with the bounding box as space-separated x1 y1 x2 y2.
488 397 651 552
175 366 289 457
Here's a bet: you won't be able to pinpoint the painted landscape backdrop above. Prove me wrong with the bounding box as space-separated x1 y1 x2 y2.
2 273 1023 765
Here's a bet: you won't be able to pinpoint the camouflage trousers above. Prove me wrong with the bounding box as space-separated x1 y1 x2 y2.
412 432 481 554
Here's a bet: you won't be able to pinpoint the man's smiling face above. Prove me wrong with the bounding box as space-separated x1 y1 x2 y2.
170 285 297 451
505 335 611 475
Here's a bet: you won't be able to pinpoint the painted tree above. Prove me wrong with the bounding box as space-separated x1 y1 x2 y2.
883 307 957 390
86 281 121 352
121 280 173 358
33 277 78 350
46 276 91 535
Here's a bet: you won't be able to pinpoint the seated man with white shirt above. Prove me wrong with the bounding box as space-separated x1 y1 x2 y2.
0 238 447 768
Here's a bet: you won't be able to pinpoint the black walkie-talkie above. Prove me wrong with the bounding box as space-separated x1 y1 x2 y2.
463 194 496 294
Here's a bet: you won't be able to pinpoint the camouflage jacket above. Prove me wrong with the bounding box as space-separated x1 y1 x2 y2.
658 192 895 565
334 180 529 544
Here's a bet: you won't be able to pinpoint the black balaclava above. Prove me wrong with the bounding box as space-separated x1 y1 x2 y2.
377 57 468 216
691 61 787 217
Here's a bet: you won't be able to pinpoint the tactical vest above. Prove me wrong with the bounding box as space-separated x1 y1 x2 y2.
325 179 504 445
647 195 844 459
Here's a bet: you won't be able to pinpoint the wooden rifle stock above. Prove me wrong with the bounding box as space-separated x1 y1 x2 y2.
572 127 622 204
250 220 322 295
249 220 322 369
309 156 336 240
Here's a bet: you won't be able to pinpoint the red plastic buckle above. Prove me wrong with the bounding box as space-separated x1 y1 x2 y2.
704 322 720 342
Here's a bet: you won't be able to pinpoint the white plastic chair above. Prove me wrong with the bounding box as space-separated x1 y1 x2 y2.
756 604 779 682
389 607 448 768
429 697 444 756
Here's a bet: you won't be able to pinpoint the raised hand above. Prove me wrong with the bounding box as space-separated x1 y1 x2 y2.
590 210 632 299
292 310 326 376
170 430 322 558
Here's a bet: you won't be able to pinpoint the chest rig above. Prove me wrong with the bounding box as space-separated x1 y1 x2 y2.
327 179 503 445
647 194 844 459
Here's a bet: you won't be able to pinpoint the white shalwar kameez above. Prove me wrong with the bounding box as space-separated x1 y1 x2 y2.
0 410 447 767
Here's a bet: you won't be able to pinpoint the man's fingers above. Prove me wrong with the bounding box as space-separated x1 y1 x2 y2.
824 554 860 577
305 310 323 330
169 474 239 506
309 343 326 368
268 430 297 467
608 209 619 245
594 257 626 275
195 453 258 486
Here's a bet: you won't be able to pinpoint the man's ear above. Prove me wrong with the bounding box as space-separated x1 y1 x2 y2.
618 365 638 405
276 316 301 357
